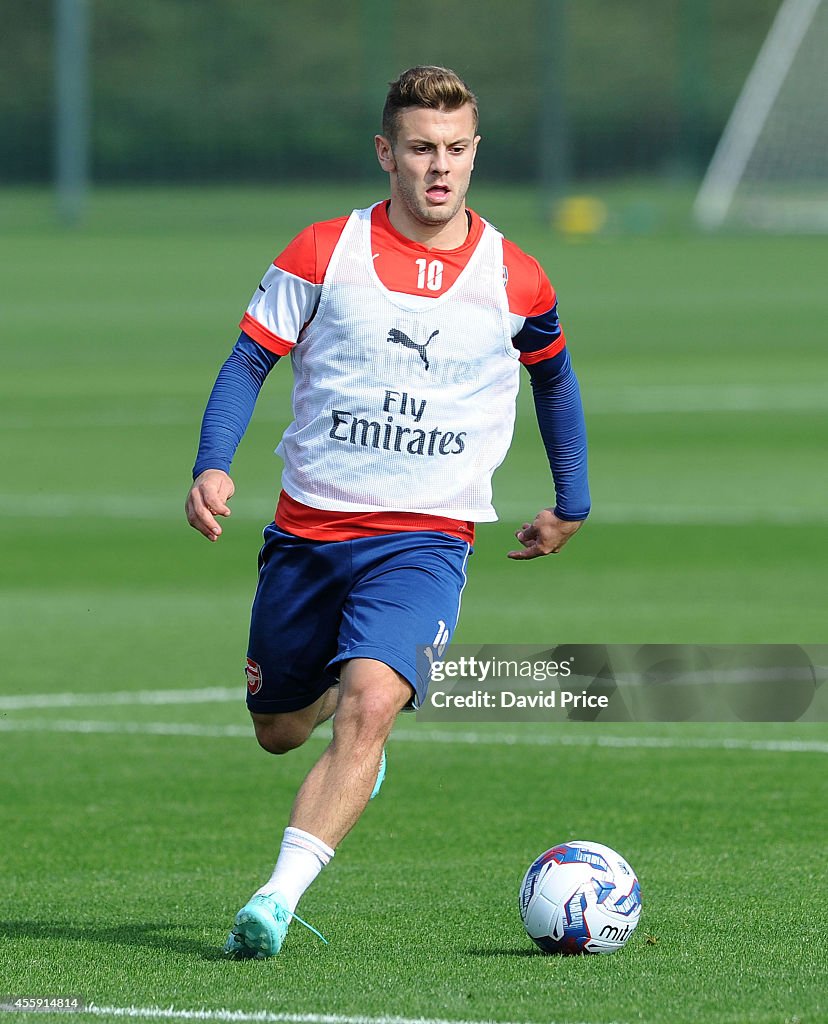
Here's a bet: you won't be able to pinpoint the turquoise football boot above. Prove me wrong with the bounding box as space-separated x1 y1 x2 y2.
224 893 327 959
222 930 257 960
369 747 387 800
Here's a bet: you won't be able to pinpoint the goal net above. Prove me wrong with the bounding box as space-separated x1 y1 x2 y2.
694 0 828 231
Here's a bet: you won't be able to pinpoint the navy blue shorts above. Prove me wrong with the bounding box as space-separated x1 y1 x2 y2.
245 524 472 714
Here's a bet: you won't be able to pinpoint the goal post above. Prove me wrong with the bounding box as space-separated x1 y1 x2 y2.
54 0 90 225
694 0 827 231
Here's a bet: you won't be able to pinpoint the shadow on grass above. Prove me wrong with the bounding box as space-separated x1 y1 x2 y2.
464 945 551 958
1 921 560 963
0 920 229 962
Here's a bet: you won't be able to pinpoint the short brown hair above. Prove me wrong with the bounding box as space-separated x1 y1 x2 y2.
382 66 479 144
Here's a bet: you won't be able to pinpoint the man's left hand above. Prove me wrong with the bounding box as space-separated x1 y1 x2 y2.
507 508 584 560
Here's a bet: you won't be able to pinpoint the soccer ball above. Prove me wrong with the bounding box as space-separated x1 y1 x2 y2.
519 840 642 954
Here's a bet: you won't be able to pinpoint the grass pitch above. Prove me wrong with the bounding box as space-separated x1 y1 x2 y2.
1 185 826 1024
1 720 826 1024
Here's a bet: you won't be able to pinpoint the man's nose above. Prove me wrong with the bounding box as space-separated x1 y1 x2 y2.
430 148 449 175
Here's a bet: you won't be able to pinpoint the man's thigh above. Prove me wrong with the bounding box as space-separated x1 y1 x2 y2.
246 524 352 714
330 531 472 708
246 525 471 714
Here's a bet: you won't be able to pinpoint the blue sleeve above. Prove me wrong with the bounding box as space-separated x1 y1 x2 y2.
525 349 591 521
512 302 563 358
192 332 280 479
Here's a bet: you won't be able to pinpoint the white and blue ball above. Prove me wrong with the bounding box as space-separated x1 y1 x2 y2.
519 840 642 954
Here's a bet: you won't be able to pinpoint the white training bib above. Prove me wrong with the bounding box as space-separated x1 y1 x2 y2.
276 204 520 521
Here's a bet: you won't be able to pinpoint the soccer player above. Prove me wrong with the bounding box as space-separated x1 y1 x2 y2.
185 65 590 958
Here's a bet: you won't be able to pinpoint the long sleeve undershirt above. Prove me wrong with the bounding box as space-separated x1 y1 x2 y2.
193 332 590 521
193 333 280 478
525 349 590 521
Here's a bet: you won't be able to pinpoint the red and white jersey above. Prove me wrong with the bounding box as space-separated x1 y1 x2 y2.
240 202 567 541
275 204 518 522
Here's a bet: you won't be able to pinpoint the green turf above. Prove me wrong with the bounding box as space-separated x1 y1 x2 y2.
1 723 826 1024
1 186 826 1024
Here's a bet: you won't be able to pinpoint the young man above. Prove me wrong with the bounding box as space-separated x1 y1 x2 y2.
185 65 590 958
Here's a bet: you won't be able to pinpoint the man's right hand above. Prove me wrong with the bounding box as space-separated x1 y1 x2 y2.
185 469 235 542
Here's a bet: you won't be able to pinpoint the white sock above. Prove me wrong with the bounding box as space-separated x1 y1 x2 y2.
254 827 335 914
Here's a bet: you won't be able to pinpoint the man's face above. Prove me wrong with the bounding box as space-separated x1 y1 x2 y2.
376 104 480 233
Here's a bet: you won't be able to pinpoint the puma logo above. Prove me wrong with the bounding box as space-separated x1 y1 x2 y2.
387 328 439 370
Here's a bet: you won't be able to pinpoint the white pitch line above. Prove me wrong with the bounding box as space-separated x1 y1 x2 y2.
582 504 828 526
0 495 274 522
1 494 826 525
65 1004 614 1024
4 667 825 712
584 383 828 414
0 717 825 754
2 384 824 431
0 719 250 738
0 686 239 711
0 410 199 431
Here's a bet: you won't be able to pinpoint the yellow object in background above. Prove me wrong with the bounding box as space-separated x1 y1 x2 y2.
554 195 608 235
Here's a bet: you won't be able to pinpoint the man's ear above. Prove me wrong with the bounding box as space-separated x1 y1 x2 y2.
375 134 396 172
471 134 481 171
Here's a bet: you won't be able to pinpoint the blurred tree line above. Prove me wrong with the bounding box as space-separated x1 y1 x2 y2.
2 0 780 184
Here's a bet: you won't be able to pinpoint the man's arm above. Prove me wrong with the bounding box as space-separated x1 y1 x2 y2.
185 332 280 542
502 248 590 560
508 348 590 560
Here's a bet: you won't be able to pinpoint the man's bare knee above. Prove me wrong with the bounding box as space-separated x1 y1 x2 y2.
336 659 413 740
251 713 312 755
353 686 407 727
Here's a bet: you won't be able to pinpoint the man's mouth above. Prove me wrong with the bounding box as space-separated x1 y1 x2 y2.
425 184 451 204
